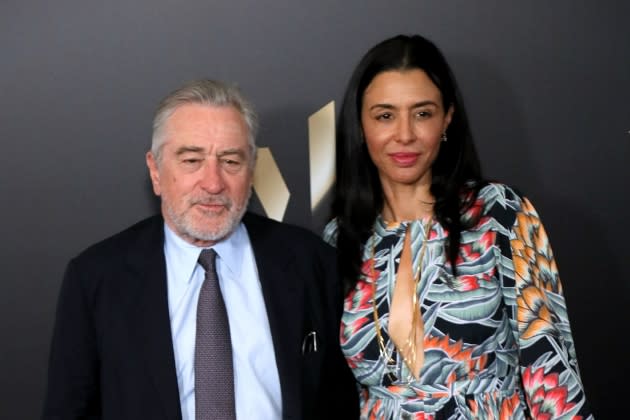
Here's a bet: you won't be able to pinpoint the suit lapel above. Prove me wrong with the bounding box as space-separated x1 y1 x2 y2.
118 213 308 419
123 216 182 420
244 213 304 419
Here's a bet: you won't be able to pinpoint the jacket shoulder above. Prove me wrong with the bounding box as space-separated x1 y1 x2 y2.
71 215 163 265
243 212 330 247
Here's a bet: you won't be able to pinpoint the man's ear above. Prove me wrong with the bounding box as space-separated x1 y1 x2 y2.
146 151 162 196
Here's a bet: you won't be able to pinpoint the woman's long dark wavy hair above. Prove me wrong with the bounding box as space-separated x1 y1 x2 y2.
331 34 486 294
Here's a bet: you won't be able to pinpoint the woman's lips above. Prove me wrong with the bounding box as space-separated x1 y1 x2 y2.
389 152 420 166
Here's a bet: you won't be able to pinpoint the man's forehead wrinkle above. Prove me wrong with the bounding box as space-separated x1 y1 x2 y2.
168 143 248 158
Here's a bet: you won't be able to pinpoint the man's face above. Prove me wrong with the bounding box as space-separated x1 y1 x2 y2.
146 104 253 246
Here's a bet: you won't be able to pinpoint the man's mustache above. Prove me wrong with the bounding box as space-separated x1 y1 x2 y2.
189 195 232 209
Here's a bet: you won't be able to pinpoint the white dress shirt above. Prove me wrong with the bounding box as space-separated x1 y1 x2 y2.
163 222 282 420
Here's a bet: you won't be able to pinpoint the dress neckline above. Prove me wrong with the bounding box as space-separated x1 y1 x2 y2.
375 214 434 235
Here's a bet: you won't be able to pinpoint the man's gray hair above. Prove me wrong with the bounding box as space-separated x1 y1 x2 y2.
151 79 258 166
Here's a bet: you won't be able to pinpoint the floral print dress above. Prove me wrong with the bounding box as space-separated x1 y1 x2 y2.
324 183 593 419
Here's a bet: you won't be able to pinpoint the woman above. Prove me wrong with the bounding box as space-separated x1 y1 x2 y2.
325 34 593 419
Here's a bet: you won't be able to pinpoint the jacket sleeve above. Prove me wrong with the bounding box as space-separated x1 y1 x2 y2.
312 235 360 419
508 197 593 419
42 258 101 419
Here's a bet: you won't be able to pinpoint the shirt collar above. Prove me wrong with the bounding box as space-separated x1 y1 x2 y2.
163 222 246 283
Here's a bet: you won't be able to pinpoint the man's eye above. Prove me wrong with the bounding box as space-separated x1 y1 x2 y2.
220 158 244 171
183 159 201 164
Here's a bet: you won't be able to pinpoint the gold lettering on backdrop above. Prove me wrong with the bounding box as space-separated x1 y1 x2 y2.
308 101 336 212
252 101 335 222
252 147 290 222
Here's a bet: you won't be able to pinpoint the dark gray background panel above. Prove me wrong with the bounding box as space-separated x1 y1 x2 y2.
1 1 628 418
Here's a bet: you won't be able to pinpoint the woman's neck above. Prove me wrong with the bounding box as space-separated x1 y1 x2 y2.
381 182 434 222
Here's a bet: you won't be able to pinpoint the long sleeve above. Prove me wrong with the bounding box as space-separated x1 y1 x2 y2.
43 258 101 419
507 197 593 419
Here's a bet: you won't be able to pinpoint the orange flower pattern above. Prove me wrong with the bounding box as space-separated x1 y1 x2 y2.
324 183 592 419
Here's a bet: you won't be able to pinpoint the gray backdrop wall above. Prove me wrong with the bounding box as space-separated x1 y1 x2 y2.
1 1 628 418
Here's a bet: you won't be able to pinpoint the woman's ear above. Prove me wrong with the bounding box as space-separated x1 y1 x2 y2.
444 104 454 131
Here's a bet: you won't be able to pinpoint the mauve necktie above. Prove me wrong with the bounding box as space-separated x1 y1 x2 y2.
195 249 236 420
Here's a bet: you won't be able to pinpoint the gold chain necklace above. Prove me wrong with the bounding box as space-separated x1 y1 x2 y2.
371 218 432 379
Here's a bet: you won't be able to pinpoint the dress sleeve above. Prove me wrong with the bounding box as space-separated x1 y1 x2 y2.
322 218 339 247
508 197 593 419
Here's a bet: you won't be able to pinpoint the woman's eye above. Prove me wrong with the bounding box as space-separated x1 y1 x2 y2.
376 113 392 120
416 111 432 118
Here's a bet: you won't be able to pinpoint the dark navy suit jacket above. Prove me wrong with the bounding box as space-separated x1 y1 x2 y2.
43 212 359 419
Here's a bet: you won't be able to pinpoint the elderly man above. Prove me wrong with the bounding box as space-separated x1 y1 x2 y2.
43 80 359 420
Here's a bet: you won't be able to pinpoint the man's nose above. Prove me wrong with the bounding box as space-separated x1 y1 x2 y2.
199 159 226 193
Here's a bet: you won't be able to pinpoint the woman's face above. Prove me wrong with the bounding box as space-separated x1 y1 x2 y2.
361 69 453 191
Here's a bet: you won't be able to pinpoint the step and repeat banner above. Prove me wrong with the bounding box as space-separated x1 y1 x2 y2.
1 1 628 418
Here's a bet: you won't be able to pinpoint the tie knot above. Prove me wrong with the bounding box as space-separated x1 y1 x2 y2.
198 248 217 273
